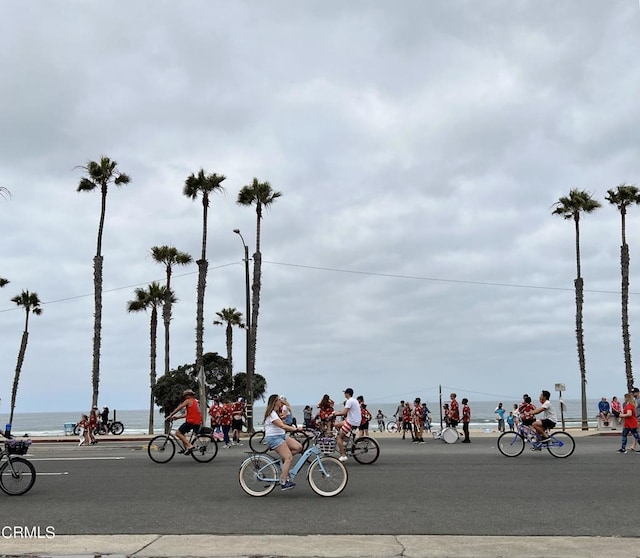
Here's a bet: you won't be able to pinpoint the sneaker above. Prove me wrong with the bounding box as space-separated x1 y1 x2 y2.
280 480 296 491
634 449 640 453
184 447 194 456
617 448 628 454
231 441 237 446
222 444 230 449
338 455 348 462
235 442 244 446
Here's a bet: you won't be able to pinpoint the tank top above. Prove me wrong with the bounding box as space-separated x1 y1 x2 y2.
185 398 202 425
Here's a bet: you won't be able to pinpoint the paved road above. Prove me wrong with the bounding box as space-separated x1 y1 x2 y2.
2 433 632 538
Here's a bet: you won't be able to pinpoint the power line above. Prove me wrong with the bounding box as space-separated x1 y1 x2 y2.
0 258 632 313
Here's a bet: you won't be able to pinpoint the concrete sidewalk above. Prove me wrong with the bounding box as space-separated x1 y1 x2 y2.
1 534 639 557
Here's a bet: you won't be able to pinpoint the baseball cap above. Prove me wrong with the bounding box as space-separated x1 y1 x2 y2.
344 388 354 396
633 387 639 393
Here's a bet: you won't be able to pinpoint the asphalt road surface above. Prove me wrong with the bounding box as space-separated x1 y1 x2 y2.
3 434 630 537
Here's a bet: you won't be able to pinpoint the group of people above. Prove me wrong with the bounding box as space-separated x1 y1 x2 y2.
306 392 372 438
597 396 624 427
77 405 109 446
263 387 361 491
391 398 434 444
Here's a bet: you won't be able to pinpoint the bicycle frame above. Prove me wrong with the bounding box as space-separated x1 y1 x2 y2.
249 444 330 482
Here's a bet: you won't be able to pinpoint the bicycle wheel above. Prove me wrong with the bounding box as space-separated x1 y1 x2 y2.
0 457 36 495
546 431 575 458
307 456 348 497
110 421 124 435
94 424 107 436
73 424 81 436
386 421 398 433
351 436 380 465
147 435 176 463
249 430 268 453
238 455 278 497
497 432 525 457
191 434 218 463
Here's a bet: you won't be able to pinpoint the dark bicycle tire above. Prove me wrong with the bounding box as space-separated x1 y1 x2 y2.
73 424 81 436
546 431 575 458
94 424 107 436
249 430 269 453
191 434 218 463
351 436 380 464
0 457 36 496
110 421 124 435
497 432 525 457
147 435 176 463
290 430 312 453
386 421 398 433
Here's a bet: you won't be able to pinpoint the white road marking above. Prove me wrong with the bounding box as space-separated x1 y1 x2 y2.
26 456 126 461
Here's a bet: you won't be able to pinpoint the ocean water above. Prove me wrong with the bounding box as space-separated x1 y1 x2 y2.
0 398 603 437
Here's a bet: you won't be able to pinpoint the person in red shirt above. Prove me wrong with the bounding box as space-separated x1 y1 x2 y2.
518 395 536 428
449 393 460 428
617 393 640 454
167 389 202 455
402 402 413 440
412 398 425 444
461 398 471 443
219 399 234 448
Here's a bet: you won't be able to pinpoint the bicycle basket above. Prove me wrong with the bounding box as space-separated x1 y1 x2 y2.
5 439 32 455
317 437 336 454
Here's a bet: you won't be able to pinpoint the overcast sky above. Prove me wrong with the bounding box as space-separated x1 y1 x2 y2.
1 1 640 415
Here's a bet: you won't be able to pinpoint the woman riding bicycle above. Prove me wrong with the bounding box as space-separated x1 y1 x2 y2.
264 394 304 491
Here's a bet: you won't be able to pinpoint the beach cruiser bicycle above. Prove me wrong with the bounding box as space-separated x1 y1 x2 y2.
239 430 348 497
73 418 124 436
147 423 218 463
497 423 575 458
0 435 36 496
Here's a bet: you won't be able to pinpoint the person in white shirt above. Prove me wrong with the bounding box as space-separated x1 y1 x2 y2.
531 390 557 442
332 388 362 462
263 394 303 491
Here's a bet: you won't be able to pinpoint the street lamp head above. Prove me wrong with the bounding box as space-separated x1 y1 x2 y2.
233 228 240 234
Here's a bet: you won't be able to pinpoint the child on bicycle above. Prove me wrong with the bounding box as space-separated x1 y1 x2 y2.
530 390 557 443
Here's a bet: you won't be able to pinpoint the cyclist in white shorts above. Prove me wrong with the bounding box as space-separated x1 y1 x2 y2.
332 388 362 462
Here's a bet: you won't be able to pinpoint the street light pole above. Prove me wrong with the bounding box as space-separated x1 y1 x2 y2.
234 229 253 432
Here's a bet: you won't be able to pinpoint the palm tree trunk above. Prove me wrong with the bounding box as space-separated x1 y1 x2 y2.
575 277 588 430
163 268 172 377
92 255 103 408
621 243 634 391
149 307 158 435
195 200 209 373
9 331 29 425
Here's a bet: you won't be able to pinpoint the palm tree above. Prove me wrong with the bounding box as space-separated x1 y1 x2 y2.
605 183 640 392
9 290 42 425
77 156 131 408
127 282 175 434
150 245 192 377
0 187 10 199
0 277 9 288
237 178 282 431
183 169 226 376
213 307 245 381
552 188 601 430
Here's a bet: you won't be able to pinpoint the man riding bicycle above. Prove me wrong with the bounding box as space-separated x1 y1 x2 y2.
167 389 202 455
332 388 361 462
531 390 557 443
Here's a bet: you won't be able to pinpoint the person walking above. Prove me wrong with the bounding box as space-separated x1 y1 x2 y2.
375 410 387 433
617 393 640 454
412 398 425 444
449 394 460 428
461 398 471 443
494 402 506 433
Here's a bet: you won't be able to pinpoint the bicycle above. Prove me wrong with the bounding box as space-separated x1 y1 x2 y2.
238 430 348 497
249 428 313 454
386 419 399 433
147 425 218 463
331 427 380 464
497 423 575 458
0 436 36 496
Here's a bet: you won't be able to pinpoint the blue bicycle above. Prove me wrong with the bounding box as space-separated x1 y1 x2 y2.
238 431 348 497
497 424 575 458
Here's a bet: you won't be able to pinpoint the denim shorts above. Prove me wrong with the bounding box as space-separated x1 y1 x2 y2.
265 434 286 450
